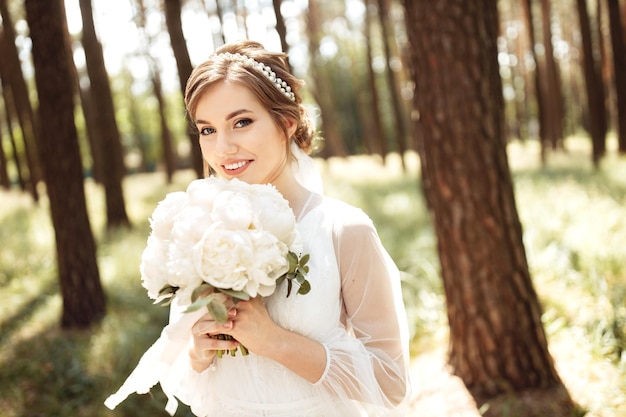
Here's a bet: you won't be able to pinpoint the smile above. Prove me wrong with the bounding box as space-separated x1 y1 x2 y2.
223 160 249 171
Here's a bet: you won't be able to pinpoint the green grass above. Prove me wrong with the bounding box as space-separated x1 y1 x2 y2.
0 139 625 416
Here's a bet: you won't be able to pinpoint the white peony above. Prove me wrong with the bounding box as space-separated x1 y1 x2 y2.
210 190 255 230
149 191 188 240
250 184 297 246
140 235 170 300
192 225 254 292
139 176 309 311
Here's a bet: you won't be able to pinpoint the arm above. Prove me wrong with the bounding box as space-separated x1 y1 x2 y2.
316 209 411 408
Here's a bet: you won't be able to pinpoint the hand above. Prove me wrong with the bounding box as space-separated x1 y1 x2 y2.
221 297 280 357
189 308 239 372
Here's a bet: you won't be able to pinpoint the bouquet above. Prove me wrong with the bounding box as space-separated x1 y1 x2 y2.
141 177 310 356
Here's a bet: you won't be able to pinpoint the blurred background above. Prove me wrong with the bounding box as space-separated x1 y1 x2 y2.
0 0 625 416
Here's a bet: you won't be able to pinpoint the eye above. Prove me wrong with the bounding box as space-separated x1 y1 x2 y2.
199 126 215 136
234 118 252 128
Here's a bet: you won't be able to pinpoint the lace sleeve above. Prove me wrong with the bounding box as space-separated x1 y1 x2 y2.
314 207 411 413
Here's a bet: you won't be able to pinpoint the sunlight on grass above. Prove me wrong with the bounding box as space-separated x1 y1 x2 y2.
0 140 624 416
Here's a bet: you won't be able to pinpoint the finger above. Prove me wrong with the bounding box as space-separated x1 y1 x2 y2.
193 318 235 336
195 335 239 355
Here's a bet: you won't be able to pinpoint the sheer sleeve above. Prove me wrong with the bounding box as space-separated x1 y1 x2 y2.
314 206 411 414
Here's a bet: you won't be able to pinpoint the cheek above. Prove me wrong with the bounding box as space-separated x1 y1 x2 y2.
199 138 213 159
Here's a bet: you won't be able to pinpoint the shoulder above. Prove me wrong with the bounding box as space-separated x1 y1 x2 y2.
318 197 377 241
319 196 372 224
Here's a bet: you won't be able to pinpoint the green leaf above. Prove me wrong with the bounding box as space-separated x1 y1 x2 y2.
158 285 179 296
218 288 250 301
298 280 311 295
185 295 215 313
299 253 310 266
191 283 214 302
155 296 174 307
207 298 228 324
287 251 298 271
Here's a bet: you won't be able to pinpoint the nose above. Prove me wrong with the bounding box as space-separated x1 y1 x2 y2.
214 131 237 156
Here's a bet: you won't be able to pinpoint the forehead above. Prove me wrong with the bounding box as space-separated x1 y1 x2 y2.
194 81 262 121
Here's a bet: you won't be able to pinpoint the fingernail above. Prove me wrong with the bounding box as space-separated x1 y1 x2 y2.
223 321 232 329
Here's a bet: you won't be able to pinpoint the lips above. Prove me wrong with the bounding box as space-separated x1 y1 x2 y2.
221 160 251 175
224 161 248 170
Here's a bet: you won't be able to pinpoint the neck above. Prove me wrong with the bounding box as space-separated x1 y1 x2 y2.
269 169 311 220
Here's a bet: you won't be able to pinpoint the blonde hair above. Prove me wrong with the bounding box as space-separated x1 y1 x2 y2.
185 41 315 159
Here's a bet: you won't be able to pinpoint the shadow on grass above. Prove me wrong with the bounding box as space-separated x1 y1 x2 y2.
0 289 196 417
0 280 58 349
474 385 587 417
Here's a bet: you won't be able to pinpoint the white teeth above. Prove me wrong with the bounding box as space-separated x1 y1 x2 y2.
224 161 247 170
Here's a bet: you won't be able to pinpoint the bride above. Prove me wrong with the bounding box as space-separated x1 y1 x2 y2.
105 40 410 417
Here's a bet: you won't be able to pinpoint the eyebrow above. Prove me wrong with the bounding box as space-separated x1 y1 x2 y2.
195 109 252 125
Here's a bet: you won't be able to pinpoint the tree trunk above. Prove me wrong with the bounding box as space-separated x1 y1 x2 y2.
126 72 149 173
0 0 40 201
306 0 347 158
207 0 226 47
607 0 626 153
79 0 130 229
522 0 552 163
539 0 564 150
577 0 607 165
363 0 387 157
0 111 10 189
403 1 577 414
24 0 105 328
62 8 103 184
0 56 26 191
151 68 177 183
377 0 408 165
163 0 204 178
134 0 177 180
272 0 291 72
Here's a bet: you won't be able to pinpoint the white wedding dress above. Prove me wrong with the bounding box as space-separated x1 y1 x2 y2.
105 194 411 417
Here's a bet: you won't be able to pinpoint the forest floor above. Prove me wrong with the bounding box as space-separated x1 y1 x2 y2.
408 347 482 417
407 337 622 417
407 347 581 417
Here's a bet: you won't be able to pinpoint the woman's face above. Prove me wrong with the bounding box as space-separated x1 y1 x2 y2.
193 81 294 185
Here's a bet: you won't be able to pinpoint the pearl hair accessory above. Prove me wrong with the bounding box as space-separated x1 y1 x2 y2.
219 52 296 102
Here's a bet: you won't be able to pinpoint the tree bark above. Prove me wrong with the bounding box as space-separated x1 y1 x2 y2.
306 0 347 158
79 0 130 229
402 1 574 412
577 0 607 165
522 0 551 163
377 0 408 164
0 109 10 189
0 51 26 191
607 0 626 153
134 0 177 181
0 0 40 201
24 0 105 328
151 68 177 183
272 0 291 72
163 0 204 178
539 0 564 150
362 0 387 157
